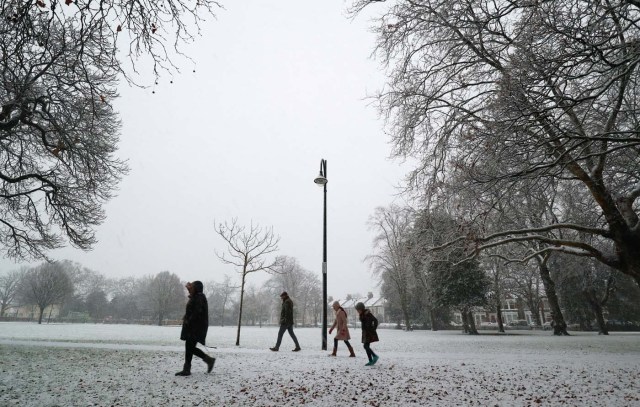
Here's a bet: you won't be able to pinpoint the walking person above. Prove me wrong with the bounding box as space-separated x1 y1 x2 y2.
270 291 301 352
355 302 379 366
328 300 355 357
175 281 215 376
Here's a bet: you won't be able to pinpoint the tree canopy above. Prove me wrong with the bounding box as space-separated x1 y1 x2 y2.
1 0 220 260
353 0 640 286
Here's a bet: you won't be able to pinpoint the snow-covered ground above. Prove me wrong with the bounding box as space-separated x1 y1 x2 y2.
1 322 639 406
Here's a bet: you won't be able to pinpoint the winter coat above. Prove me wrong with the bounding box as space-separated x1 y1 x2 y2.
359 309 379 344
330 307 351 341
280 295 294 326
180 291 209 345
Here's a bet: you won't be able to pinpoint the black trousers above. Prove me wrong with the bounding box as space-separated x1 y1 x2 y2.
184 338 207 368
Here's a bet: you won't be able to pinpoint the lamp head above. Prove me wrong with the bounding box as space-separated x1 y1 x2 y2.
314 173 327 185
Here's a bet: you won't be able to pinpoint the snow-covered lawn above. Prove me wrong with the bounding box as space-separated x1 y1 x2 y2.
1 322 638 406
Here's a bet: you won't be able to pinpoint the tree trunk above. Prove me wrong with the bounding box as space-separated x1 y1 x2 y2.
583 289 609 335
529 299 542 327
37 306 44 324
221 300 226 327
539 300 547 325
493 270 505 333
467 310 479 335
538 259 569 336
400 296 412 331
429 308 439 331
496 302 505 333
235 272 247 346
461 311 469 333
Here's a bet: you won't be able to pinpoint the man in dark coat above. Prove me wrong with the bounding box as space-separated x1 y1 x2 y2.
269 291 301 352
175 281 215 376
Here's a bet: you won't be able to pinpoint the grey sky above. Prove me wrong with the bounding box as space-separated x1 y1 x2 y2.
2 1 408 300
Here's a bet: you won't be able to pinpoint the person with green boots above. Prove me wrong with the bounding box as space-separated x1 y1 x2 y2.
355 301 379 366
175 281 215 376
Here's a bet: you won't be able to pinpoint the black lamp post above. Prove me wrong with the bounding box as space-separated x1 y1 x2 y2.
314 159 328 351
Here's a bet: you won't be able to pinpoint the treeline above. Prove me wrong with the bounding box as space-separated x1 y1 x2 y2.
0 255 323 327
368 206 640 335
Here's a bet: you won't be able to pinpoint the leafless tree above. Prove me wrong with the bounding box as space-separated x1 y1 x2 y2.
1 0 221 260
214 218 281 346
206 274 238 326
85 289 108 321
483 256 508 333
352 0 640 287
366 205 415 330
61 260 107 300
107 276 143 321
266 256 321 326
505 261 544 328
242 284 273 327
18 261 73 323
143 271 184 326
0 268 25 316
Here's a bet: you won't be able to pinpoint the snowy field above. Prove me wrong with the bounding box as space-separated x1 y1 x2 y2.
1 322 639 406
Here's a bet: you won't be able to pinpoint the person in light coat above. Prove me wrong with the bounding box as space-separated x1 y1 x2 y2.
328 301 356 357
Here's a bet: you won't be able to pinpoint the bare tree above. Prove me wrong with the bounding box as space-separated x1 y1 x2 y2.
266 256 321 326
216 275 238 327
65 262 106 299
506 262 544 328
1 0 221 260
143 271 184 326
19 261 73 323
483 257 508 333
107 276 143 321
214 218 280 346
352 0 640 287
85 289 109 321
0 268 25 316
242 284 273 327
205 275 239 326
366 205 415 330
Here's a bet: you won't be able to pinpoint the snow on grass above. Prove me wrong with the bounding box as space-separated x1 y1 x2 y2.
1 322 639 406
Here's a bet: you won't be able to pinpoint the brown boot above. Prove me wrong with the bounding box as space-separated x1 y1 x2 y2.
328 347 337 357
347 344 356 357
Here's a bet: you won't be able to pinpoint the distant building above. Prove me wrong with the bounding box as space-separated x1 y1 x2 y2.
2 304 61 321
331 292 388 328
451 295 552 328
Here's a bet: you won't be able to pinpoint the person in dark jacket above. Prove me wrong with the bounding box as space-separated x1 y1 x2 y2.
355 301 379 366
270 291 301 352
175 281 215 376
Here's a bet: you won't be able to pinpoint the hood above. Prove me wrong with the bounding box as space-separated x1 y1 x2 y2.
192 280 204 294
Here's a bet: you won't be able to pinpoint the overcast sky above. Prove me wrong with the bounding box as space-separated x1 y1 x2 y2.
2 1 409 300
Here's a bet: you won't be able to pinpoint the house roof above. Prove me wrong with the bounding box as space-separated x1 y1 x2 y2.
330 296 386 309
